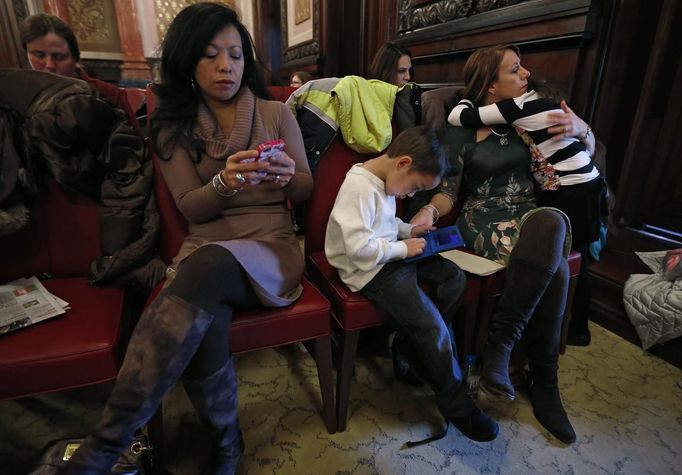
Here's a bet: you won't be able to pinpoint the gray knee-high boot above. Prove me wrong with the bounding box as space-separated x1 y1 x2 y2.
480 258 556 400
65 291 214 474
481 210 567 400
526 260 576 444
183 357 243 475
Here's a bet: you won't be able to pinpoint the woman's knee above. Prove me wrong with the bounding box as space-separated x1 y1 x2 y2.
512 210 567 270
168 245 240 305
523 209 566 239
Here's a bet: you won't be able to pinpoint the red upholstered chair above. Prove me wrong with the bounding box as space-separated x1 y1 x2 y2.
266 85 297 103
145 85 336 434
304 137 482 432
0 181 128 401
123 87 146 116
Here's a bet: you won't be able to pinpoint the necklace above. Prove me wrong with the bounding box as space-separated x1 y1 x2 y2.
489 126 510 146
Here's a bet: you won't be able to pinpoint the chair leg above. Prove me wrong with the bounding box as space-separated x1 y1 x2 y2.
336 329 360 432
474 296 498 356
312 335 337 434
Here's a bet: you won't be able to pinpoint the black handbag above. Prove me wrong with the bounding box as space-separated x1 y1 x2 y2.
28 434 153 475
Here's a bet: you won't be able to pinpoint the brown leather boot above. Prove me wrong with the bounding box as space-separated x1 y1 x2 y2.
65 291 214 474
183 357 244 475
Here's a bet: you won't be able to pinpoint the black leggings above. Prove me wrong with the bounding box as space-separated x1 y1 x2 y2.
166 245 260 379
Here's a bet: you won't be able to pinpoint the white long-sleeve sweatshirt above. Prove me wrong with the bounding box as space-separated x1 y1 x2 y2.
325 164 414 291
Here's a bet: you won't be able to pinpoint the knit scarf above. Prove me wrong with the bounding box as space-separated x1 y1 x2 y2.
195 87 266 160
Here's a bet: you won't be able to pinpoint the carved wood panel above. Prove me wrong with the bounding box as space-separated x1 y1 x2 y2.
397 0 529 33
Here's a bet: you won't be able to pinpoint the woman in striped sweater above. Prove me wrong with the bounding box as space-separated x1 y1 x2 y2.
447 79 608 347
413 44 599 445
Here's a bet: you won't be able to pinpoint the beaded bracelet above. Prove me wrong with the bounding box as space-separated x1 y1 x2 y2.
421 204 439 223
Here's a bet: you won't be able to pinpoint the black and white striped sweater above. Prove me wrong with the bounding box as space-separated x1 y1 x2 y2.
448 90 599 186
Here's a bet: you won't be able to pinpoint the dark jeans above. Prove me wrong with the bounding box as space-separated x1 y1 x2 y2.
360 255 472 418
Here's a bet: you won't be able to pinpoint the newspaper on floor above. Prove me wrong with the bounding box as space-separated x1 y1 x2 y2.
0 276 69 336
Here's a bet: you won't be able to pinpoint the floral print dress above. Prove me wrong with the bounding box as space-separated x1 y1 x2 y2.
445 126 538 264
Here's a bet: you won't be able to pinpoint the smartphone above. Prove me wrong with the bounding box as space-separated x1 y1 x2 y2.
257 139 286 161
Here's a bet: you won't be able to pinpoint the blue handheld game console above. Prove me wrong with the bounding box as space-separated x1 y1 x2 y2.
404 225 466 263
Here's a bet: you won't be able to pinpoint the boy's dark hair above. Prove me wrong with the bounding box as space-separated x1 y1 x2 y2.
386 126 450 177
20 13 80 61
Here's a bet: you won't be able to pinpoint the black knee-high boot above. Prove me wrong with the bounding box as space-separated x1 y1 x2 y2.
480 258 556 399
183 357 243 475
526 260 576 444
480 211 567 400
65 291 214 474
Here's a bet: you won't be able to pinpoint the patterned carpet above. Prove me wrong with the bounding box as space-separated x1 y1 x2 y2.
2 322 681 475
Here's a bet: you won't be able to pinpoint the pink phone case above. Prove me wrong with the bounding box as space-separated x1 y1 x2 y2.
257 139 285 161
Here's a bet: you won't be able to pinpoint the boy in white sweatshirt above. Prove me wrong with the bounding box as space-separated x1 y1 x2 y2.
325 126 498 442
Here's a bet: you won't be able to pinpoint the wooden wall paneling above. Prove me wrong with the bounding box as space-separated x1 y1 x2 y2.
363 0 398 76
335 0 364 77
591 0 662 190
253 0 284 85
643 56 682 231
0 0 29 69
319 0 338 77
570 0 614 123
613 0 681 231
318 0 364 78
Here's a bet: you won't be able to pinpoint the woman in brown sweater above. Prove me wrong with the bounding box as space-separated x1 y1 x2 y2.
66 4 312 474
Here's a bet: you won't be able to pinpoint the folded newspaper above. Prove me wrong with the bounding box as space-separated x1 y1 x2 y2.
0 276 70 336
439 249 506 276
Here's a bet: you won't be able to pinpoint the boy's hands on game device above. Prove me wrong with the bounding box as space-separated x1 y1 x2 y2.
404 238 426 258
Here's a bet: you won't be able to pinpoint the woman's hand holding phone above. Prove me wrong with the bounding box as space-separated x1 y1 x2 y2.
223 150 270 189
259 139 295 187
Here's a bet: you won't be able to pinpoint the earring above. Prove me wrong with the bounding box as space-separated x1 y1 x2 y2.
191 77 196 89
